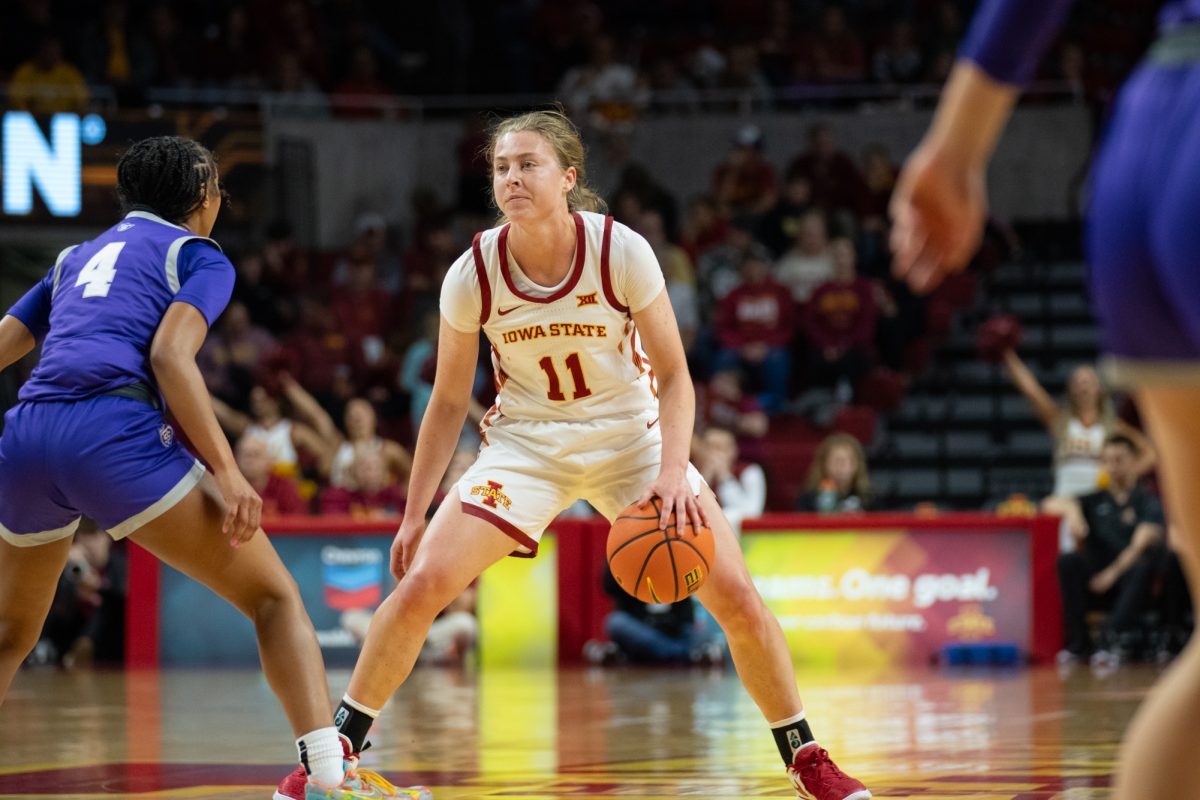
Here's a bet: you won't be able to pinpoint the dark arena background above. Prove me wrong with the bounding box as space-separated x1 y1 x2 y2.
0 1 1179 798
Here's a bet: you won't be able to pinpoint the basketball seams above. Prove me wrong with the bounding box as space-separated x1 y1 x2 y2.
670 537 710 573
607 527 664 562
664 525 679 601
632 539 671 602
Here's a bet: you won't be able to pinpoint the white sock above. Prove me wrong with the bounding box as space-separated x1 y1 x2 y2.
297 726 345 787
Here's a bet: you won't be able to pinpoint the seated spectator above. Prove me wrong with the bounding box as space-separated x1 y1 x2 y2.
266 52 329 117
331 212 404 295
699 369 769 462
637 209 698 351
280 298 356 407
714 253 794 415
8 34 89 115
802 238 878 398
586 568 725 666
418 583 479 666
797 433 873 512
679 195 729 264
642 56 701 113
236 434 308 516
232 253 293 335
695 427 766 533
858 144 897 273
695 215 772 323
323 398 413 490
319 445 406 517
1044 435 1166 666
557 34 641 132
212 381 333 476
871 21 923 84
198 301 278 403
775 210 834 302
712 124 778 216
807 6 866 83
715 44 773 112
758 173 814 259
1154 526 1193 662
30 520 124 669
331 45 397 118
785 124 867 220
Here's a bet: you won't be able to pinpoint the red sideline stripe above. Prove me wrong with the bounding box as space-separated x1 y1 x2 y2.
462 502 539 558
125 541 159 668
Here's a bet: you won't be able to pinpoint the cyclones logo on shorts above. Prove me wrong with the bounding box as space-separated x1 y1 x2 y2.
471 480 512 510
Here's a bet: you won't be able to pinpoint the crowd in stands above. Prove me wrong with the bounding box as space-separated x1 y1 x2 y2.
7 0 1179 670
2 0 1152 114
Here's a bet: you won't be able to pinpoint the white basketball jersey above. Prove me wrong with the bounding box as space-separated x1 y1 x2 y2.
468 212 658 429
1052 416 1106 496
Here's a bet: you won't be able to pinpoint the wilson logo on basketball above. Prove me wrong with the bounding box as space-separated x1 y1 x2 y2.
576 291 598 307
472 480 512 510
684 566 704 593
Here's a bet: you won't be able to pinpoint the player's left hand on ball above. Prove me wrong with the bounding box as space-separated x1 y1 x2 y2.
215 468 262 547
890 141 988 294
637 468 708 535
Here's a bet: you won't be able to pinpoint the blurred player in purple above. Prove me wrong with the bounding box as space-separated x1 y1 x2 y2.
0 136 422 800
891 2 1200 796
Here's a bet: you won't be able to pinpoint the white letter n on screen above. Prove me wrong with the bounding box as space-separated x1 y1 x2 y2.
3 112 81 217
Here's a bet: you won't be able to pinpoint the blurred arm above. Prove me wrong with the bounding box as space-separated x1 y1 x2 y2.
1002 347 1059 431
0 316 36 373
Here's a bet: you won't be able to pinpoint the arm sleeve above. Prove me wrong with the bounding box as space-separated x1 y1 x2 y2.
6 269 54 339
959 0 1077 85
612 223 666 314
174 242 237 327
439 250 483 334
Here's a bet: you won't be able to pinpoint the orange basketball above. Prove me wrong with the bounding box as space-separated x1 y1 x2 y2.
606 497 715 603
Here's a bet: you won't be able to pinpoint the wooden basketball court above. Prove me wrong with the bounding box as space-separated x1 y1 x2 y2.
0 663 1145 798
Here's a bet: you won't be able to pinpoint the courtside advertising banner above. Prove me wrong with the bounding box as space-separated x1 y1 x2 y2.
742 528 1030 665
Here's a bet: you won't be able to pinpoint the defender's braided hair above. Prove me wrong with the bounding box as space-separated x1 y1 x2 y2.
116 136 220 223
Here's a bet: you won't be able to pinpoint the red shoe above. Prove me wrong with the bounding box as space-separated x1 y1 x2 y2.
273 765 307 800
788 742 871 800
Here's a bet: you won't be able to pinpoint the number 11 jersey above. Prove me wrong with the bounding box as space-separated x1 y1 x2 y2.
440 211 667 429
8 210 235 403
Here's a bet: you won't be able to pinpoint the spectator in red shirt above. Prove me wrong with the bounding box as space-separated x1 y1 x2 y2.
281 298 355 406
699 369 769 463
236 434 308 516
808 6 866 83
332 45 396 118
198 301 278 403
803 238 877 398
319 445 406 517
785 124 867 221
714 253 795 414
712 124 778 216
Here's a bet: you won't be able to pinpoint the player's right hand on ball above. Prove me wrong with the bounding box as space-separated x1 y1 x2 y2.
391 517 426 581
215 469 262 547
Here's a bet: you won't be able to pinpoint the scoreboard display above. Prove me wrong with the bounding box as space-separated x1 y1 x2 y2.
0 110 266 226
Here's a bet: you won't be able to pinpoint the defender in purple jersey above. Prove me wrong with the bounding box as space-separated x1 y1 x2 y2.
890 2 1200 798
0 137 417 800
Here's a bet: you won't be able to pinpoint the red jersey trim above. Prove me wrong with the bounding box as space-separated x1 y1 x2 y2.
471 231 491 325
497 212 587 303
461 503 539 558
599 215 628 313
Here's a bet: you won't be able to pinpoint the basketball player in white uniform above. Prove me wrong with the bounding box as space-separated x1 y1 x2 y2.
302 111 870 800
